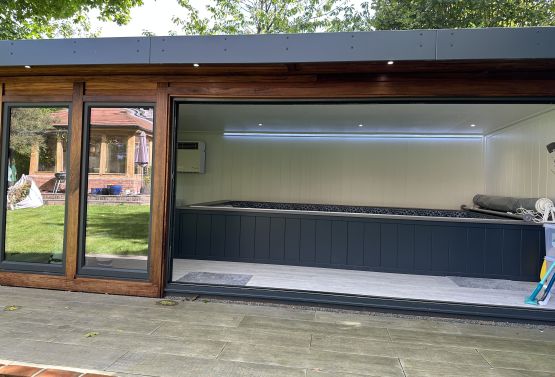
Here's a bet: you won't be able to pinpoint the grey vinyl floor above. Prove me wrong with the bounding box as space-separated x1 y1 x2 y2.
0 285 554 377
173 259 555 310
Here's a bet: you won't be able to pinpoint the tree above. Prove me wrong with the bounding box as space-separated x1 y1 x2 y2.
0 0 144 40
369 0 555 30
173 0 361 35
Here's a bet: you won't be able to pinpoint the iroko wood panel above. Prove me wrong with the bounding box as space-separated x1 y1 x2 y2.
150 83 171 296
65 82 84 280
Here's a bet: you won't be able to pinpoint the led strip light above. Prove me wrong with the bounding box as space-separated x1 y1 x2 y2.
223 132 483 140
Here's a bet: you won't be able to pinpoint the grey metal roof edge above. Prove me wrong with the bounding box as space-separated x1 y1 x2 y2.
0 27 554 67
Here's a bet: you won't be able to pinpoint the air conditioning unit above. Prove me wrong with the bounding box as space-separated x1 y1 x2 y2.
176 141 205 173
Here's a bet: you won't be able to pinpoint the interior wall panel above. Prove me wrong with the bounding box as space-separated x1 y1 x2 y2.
175 133 484 210
485 110 555 199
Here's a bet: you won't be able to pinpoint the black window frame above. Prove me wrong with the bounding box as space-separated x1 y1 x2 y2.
77 103 155 280
0 103 72 274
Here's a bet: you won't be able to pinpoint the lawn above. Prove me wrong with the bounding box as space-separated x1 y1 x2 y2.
5 204 150 264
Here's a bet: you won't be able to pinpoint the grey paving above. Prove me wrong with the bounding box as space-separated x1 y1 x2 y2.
0 285 553 377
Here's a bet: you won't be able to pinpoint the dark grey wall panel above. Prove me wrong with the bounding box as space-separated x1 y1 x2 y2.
300 220 316 262
315 220 332 264
173 208 545 281
381 224 398 268
254 217 270 260
210 215 226 258
413 225 432 271
467 228 485 274
196 214 212 257
363 223 380 267
485 228 504 275
150 31 436 64
269 218 285 261
437 27 555 60
503 229 521 277
225 216 241 259
397 224 415 270
284 218 300 262
0 37 150 66
448 228 467 273
240 217 255 259
347 222 364 266
331 221 348 265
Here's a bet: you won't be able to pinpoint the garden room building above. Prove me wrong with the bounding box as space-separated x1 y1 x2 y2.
0 27 554 322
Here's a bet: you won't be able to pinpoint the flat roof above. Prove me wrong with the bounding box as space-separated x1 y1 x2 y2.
0 27 554 67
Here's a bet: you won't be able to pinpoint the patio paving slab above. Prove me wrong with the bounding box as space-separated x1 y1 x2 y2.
0 285 553 377
238 315 391 339
310 334 489 366
218 343 404 376
108 352 305 377
401 359 555 377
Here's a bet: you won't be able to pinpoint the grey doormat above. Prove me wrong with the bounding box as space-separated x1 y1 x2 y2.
177 272 253 286
448 276 534 291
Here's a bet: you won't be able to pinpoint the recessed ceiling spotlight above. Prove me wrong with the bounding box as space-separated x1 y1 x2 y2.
470 124 476 127
193 63 200 67
387 60 394 65
258 123 263 126
358 124 364 127
24 65 31 69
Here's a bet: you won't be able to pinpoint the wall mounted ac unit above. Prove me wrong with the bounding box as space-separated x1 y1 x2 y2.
176 141 205 173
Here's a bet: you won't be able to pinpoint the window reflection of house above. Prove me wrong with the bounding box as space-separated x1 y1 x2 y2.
29 108 153 194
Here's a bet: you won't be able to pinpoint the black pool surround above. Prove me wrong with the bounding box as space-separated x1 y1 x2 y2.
173 201 545 282
219 201 503 219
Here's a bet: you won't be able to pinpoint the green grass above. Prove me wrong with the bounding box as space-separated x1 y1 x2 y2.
5 204 150 264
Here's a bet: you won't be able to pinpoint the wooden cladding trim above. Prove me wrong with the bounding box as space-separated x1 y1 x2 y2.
150 83 170 295
3 81 73 97
0 272 160 297
65 82 85 280
167 79 555 98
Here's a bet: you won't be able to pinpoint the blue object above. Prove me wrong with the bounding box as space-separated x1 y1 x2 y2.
91 188 102 195
108 185 123 195
526 261 555 305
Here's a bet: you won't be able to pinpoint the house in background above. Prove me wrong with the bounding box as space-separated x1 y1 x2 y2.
28 108 153 194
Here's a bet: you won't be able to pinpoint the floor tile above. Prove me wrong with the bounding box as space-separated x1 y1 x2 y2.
219 343 404 376
0 365 42 376
388 328 555 355
51 330 226 359
238 315 390 340
109 351 305 377
479 349 555 372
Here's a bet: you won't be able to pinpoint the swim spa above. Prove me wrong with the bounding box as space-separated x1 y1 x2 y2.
173 200 545 282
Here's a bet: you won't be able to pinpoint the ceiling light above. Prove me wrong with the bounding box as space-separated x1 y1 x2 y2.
358 124 364 127
470 124 476 127
193 63 200 67
223 132 483 140
387 60 394 65
24 65 31 69
258 123 263 126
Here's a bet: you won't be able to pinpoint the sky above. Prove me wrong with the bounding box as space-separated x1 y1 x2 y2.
89 0 367 38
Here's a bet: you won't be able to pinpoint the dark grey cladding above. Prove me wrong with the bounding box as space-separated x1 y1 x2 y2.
1 27 554 67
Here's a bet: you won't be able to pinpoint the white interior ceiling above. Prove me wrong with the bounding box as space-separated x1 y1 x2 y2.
177 103 554 135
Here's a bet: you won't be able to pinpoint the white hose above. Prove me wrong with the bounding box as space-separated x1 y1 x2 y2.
517 198 555 223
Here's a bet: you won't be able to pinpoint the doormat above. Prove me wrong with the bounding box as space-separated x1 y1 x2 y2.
177 272 253 286
448 276 534 291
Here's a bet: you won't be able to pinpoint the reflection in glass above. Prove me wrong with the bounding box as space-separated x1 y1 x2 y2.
3 107 69 264
83 107 154 273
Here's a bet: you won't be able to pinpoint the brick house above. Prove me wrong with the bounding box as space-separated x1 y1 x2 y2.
29 107 153 194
